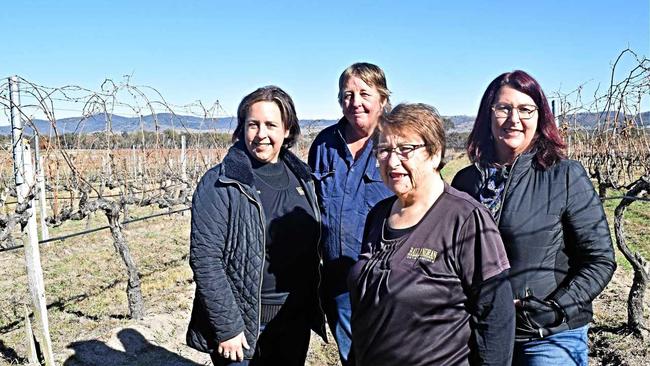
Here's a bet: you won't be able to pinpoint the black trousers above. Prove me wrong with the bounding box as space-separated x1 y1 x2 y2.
210 302 311 366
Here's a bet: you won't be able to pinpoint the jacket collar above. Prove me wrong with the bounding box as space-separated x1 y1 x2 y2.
477 150 536 170
221 141 311 186
475 151 536 183
510 151 535 174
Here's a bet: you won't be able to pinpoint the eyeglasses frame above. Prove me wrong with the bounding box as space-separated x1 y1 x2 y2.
491 103 538 120
374 143 429 161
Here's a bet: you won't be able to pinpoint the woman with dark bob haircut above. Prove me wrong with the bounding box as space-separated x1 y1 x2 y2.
452 70 616 365
187 85 326 365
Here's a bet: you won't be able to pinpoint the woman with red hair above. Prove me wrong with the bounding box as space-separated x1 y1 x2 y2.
452 70 616 365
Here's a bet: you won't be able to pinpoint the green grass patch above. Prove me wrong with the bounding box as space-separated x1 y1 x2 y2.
442 151 470 183
602 194 650 271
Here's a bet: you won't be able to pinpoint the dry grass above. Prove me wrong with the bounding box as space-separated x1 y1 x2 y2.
0 206 201 365
0 155 649 366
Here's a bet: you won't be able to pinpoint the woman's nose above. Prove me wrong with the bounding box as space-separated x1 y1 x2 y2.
257 125 268 138
352 93 363 107
510 109 522 123
387 149 402 166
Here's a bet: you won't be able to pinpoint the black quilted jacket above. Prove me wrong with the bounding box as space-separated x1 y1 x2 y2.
452 153 616 340
186 143 327 357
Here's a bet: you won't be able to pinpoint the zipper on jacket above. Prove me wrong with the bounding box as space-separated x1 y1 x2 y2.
303 178 327 338
226 179 266 346
495 155 521 226
224 165 327 343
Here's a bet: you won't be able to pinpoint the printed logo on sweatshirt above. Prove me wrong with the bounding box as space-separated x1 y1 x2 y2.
406 247 438 263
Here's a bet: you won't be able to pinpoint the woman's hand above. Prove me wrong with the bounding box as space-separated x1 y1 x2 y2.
514 296 565 341
217 332 250 362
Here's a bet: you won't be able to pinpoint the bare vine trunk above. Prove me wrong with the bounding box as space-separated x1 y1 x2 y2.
613 177 650 337
100 200 145 320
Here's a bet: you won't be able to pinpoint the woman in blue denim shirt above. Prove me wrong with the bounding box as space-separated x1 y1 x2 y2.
308 62 393 365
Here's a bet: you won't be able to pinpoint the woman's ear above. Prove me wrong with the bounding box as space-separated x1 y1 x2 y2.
431 150 442 171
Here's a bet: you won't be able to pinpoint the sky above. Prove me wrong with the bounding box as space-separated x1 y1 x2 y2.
0 0 648 124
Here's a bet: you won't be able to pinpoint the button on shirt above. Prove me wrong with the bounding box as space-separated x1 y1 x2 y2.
308 119 393 262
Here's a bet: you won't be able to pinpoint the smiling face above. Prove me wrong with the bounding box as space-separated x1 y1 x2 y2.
244 101 289 163
490 86 539 163
340 76 387 137
377 129 440 198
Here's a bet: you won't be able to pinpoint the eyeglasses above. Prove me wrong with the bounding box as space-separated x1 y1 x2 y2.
374 144 428 161
491 103 538 120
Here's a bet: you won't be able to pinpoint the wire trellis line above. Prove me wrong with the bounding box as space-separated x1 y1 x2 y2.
0 206 190 254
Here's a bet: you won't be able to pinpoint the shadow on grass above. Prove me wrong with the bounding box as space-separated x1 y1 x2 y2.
0 339 28 364
589 323 631 366
64 328 202 366
590 323 630 335
1 254 189 334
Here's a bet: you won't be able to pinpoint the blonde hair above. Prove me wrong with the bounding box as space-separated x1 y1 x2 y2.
338 62 391 110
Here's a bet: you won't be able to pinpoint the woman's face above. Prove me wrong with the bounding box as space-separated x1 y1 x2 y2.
340 76 387 136
490 86 539 163
377 129 440 198
244 101 289 164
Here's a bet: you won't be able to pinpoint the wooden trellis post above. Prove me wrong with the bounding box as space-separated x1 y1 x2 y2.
9 76 56 366
181 135 187 182
35 134 49 241
180 135 187 216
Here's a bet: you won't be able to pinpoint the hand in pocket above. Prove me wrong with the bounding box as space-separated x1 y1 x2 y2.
516 296 561 328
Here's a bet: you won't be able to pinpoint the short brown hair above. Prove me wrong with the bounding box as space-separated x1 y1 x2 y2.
232 85 300 148
338 62 391 110
379 103 446 170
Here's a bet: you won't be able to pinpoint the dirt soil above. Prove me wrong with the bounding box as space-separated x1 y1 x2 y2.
0 206 647 366
57 268 649 366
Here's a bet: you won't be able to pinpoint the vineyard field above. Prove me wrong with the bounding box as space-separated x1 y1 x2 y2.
0 154 648 365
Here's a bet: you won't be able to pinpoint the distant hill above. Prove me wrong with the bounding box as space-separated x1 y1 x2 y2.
557 111 650 129
447 115 476 132
0 114 338 136
447 111 650 133
1 111 647 135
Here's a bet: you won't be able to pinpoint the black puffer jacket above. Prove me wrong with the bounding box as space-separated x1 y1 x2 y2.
186 143 327 357
452 153 616 340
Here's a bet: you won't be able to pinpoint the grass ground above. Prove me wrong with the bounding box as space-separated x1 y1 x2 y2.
0 153 648 365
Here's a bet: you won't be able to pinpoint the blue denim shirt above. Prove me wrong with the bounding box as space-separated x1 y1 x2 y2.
308 119 393 263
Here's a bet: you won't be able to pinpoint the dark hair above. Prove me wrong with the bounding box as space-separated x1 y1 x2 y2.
466 70 566 168
232 85 300 148
378 103 446 171
338 62 391 110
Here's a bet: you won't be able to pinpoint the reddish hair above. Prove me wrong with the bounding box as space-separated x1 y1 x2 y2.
466 70 566 168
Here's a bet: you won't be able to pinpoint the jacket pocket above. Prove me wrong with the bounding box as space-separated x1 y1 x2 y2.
516 294 559 331
312 170 336 203
312 170 335 180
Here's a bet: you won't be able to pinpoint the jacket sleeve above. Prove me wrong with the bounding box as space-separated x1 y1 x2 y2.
458 208 514 366
307 137 319 171
472 271 515 366
550 161 616 321
189 170 245 343
450 165 482 200
450 166 468 190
